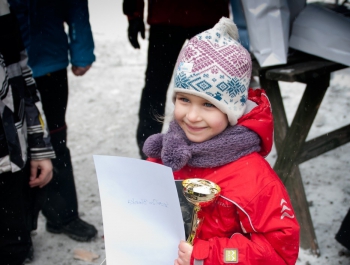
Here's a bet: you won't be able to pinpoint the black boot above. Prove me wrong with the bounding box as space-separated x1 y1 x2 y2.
335 208 350 250
46 217 97 242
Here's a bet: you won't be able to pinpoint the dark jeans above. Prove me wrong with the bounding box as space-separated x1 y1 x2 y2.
0 163 45 265
35 69 79 226
136 25 210 159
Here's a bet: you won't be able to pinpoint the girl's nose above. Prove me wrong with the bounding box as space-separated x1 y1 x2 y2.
187 106 201 122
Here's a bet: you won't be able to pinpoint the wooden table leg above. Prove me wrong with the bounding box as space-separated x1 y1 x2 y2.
272 73 330 183
260 77 325 255
288 164 320 256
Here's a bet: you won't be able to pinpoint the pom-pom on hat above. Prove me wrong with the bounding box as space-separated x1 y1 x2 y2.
173 17 252 126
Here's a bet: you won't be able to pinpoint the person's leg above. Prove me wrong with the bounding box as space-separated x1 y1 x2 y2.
230 0 250 50
137 25 203 158
35 69 97 241
0 169 32 265
336 208 350 250
35 69 79 225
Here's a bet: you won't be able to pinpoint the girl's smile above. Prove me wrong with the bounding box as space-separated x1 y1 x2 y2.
185 123 206 132
174 93 229 142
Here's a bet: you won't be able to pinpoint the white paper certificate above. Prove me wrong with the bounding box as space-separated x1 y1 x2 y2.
93 155 186 265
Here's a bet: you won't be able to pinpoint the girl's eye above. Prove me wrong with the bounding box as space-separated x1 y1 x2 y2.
179 97 190 103
204 102 215 108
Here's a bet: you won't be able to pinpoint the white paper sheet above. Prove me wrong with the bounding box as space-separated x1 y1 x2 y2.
93 155 186 265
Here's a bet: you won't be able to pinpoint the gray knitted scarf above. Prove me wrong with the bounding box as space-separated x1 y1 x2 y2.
143 121 261 171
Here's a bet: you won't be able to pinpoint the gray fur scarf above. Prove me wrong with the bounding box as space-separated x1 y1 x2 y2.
143 121 261 171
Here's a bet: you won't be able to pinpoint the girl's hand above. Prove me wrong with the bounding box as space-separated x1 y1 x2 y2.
29 159 53 188
174 240 193 265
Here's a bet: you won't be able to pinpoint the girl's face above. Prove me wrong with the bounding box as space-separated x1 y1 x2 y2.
174 93 229 143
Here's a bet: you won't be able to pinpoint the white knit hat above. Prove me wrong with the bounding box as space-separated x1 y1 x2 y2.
173 17 252 126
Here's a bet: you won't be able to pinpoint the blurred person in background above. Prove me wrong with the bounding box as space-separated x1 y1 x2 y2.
230 0 249 51
0 1 54 263
8 0 97 244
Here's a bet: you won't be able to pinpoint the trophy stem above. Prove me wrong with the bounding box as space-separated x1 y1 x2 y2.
187 205 201 245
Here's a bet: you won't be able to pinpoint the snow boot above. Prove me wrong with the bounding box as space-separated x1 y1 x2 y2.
335 208 350 251
46 217 97 242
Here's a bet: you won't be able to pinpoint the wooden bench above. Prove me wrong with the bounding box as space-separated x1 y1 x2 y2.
253 51 350 256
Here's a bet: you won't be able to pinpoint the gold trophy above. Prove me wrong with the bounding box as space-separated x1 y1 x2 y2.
182 178 221 245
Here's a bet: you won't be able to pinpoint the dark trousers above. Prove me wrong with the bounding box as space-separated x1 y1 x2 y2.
0 163 45 265
35 69 79 226
136 25 210 159
336 208 350 250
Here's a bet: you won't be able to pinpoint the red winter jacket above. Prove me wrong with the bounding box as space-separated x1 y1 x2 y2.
123 0 229 28
148 89 300 265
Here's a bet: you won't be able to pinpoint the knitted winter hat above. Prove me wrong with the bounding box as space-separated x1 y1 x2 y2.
173 17 252 126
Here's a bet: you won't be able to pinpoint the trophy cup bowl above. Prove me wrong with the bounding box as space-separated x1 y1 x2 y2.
182 178 221 245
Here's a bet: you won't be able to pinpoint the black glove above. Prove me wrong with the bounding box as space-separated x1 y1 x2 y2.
128 18 145 49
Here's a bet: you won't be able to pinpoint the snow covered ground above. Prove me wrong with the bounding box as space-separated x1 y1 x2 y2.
28 1 350 264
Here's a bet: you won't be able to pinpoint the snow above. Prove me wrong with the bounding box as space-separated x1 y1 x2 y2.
28 0 350 264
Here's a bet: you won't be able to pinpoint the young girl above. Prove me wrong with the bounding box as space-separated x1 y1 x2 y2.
143 17 300 265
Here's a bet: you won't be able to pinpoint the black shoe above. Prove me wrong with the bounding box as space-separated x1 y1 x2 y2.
335 209 350 251
23 246 34 264
46 217 97 242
